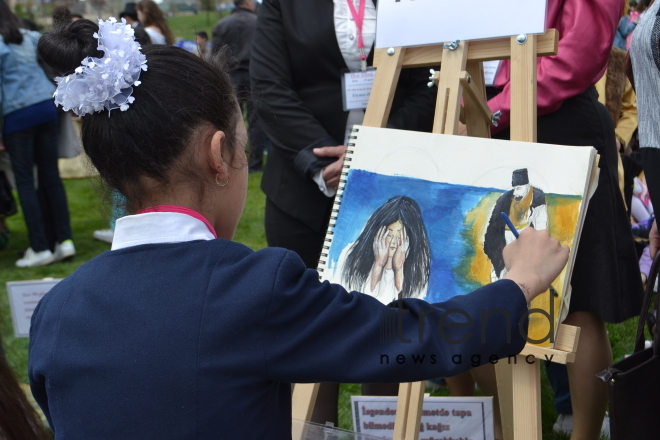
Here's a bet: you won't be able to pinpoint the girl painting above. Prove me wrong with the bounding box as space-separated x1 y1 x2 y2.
338 196 431 303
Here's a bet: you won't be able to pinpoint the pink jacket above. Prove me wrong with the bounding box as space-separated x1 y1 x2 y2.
488 0 624 134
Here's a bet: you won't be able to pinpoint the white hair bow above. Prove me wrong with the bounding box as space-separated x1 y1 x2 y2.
53 17 148 116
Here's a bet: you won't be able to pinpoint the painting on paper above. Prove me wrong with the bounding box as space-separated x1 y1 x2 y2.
320 126 596 347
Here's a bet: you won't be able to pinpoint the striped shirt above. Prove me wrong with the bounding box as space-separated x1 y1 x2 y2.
631 0 660 149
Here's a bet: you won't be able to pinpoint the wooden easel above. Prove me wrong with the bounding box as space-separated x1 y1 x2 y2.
293 30 582 440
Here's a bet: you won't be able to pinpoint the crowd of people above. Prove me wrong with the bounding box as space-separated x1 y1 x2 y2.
0 0 658 439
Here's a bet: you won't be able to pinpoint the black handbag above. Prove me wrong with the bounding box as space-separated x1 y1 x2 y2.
597 251 660 440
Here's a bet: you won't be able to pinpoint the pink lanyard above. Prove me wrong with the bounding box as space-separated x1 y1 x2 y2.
346 0 367 70
136 205 218 238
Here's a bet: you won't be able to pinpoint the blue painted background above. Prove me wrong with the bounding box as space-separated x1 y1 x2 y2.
329 169 505 303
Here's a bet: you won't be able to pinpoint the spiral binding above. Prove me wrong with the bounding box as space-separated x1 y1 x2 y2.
316 127 359 279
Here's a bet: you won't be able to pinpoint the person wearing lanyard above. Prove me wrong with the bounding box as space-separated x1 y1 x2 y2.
251 0 438 425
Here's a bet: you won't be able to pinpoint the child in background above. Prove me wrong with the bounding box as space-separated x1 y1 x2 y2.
28 18 569 439
631 176 655 238
194 30 210 59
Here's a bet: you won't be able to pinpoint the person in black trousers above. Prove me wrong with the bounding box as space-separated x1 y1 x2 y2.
213 0 265 172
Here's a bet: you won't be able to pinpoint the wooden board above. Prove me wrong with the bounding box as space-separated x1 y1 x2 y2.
373 29 558 68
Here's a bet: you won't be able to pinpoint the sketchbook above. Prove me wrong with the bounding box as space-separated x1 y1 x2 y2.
318 126 598 348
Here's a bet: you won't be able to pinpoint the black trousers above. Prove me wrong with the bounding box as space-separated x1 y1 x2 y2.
265 197 329 269
231 70 266 172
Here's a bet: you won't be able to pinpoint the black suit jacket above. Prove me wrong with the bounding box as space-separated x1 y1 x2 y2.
251 0 438 232
213 7 257 74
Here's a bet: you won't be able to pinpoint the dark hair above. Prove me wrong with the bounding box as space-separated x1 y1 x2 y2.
636 0 652 11
120 11 138 22
342 196 431 299
195 30 208 40
0 0 24 45
0 351 49 440
136 0 174 45
38 19 240 212
52 6 72 25
234 0 247 7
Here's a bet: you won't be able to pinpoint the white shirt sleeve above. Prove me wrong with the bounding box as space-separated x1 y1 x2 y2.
312 170 338 198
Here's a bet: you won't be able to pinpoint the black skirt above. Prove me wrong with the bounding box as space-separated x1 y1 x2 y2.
494 86 643 323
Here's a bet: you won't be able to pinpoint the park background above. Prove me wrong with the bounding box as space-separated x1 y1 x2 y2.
0 9 638 440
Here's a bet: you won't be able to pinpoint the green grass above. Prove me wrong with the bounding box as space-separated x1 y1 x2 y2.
167 13 230 42
0 172 642 439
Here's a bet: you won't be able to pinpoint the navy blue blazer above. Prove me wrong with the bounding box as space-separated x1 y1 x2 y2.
29 239 528 439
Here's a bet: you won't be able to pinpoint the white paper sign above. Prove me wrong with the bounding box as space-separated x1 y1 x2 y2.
7 279 61 337
342 69 377 111
352 396 494 440
483 60 501 87
376 0 547 49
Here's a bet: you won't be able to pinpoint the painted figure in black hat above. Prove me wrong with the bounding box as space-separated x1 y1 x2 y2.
484 168 548 281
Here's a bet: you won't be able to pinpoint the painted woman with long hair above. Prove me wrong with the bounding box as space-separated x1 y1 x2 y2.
136 0 174 45
340 196 430 302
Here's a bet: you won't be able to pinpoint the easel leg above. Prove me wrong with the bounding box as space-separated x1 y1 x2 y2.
392 383 413 440
471 364 504 440
495 362 514 440
433 42 469 135
392 381 425 440
463 61 491 138
511 356 542 439
363 47 406 128
291 383 320 440
404 381 425 439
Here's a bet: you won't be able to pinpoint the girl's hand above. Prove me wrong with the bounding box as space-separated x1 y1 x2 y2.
392 226 409 272
502 228 569 303
373 226 390 267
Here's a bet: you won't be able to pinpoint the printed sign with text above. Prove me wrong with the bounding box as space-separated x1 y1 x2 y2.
342 69 377 111
7 280 61 337
352 396 494 440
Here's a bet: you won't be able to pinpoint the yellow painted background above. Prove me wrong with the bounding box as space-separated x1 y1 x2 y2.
459 193 582 347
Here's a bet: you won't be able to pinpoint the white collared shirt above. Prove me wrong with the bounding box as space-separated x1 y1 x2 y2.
312 0 377 199
112 212 214 250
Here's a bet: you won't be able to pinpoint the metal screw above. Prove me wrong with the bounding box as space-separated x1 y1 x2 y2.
428 69 437 88
491 110 502 127
387 47 395 56
516 34 528 45
443 40 460 50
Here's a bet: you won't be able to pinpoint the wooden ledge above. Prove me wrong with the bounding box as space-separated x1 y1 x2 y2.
373 29 558 69
519 324 580 364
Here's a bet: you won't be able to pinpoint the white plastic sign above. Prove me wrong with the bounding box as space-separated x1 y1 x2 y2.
7 279 61 337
